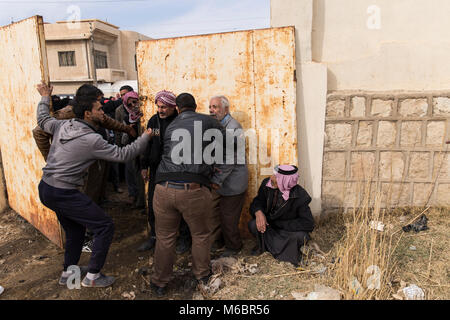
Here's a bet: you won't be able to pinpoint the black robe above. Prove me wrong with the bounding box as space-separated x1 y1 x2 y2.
249 177 315 265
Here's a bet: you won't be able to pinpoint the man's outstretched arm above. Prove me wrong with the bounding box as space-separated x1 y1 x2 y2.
36 81 63 135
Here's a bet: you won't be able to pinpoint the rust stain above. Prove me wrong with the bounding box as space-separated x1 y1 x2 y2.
0 16 63 248
136 26 297 237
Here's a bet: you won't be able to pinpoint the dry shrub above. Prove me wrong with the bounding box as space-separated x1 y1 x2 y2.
328 181 402 300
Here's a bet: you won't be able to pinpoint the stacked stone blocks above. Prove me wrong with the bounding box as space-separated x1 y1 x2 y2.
323 92 450 209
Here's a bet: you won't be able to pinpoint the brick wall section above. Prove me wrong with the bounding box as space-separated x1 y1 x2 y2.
323 92 450 210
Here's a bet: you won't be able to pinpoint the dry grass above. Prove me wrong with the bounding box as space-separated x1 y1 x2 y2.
210 180 449 300
327 181 401 299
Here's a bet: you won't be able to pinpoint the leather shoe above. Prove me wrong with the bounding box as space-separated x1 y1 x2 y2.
150 282 166 297
137 237 156 252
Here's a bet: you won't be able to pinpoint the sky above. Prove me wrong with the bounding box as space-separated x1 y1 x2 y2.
0 0 271 39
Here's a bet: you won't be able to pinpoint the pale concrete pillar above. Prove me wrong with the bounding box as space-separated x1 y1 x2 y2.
271 0 328 217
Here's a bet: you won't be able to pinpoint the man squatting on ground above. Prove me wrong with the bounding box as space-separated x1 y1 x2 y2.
36 81 152 288
208 95 249 257
248 165 315 266
149 93 232 297
138 90 192 253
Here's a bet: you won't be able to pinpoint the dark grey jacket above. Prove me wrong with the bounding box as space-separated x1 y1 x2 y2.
155 110 232 187
216 114 249 196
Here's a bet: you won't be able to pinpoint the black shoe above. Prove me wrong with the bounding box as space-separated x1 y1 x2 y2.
250 245 264 256
220 248 241 258
150 282 166 297
137 237 156 252
176 239 191 254
210 240 225 252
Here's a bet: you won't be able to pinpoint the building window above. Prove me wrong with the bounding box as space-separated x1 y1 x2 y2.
94 50 108 69
58 51 76 67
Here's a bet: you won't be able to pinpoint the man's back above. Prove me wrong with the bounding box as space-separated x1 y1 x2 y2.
156 110 226 186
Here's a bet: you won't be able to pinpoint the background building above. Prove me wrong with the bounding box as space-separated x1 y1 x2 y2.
44 19 151 95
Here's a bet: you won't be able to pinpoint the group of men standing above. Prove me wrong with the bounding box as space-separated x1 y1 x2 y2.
34 81 315 296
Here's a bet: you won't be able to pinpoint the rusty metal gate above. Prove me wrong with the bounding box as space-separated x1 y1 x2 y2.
0 16 63 247
136 27 298 235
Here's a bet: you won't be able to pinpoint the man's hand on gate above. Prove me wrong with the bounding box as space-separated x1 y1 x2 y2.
255 210 269 233
36 81 53 97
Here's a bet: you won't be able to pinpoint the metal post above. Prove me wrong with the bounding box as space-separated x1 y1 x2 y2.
89 22 97 86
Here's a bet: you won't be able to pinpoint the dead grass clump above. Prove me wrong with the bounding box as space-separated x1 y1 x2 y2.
328 181 401 300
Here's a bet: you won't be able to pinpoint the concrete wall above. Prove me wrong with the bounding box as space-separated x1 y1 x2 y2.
312 0 450 91
271 0 450 215
46 40 89 81
323 92 450 210
120 30 151 80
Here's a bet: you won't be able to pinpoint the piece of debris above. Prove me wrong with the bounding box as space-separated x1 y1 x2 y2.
121 291 136 300
244 263 258 274
0 259 5 265
205 275 222 295
349 277 363 296
292 284 341 300
211 257 238 274
192 292 204 300
402 215 429 233
0 285 4 296
369 220 385 232
402 285 425 300
138 266 149 276
409 245 417 251
312 264 327 274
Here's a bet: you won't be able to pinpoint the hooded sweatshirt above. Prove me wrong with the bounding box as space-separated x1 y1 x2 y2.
37 96 150 189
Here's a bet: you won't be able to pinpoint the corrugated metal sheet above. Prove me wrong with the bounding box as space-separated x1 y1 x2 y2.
0 16 63 247
136 27 297 236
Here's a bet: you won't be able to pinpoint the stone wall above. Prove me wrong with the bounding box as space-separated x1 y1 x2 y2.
322 92 450 210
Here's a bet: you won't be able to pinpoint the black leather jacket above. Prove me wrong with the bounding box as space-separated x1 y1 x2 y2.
155 110 232 187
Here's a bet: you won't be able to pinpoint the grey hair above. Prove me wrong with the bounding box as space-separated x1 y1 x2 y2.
210 95 230 110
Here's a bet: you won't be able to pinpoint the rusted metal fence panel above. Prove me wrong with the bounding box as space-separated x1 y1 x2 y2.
136 27 297 236
0 16 63 247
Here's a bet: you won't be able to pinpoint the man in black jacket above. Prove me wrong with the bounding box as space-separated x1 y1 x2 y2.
137 90 188 252
149 93 230 296
248 165 314 266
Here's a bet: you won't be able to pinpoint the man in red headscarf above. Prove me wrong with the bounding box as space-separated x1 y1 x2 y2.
115 91 145 209
248 165 315 266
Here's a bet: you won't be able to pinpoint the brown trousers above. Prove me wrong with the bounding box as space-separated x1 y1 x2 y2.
151 184 213 287
209 191 246 250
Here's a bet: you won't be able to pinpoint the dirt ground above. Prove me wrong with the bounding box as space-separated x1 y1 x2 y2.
0 183 448 300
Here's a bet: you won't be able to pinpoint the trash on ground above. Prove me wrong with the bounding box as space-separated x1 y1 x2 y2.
0 259 5 265
402 215 429 233
349 277 363 296
409 245 417 251
0 285 4 296
211 257 258 275
291 284 341 300
402 284 425 300
369 220 385 232
121 291 136 300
